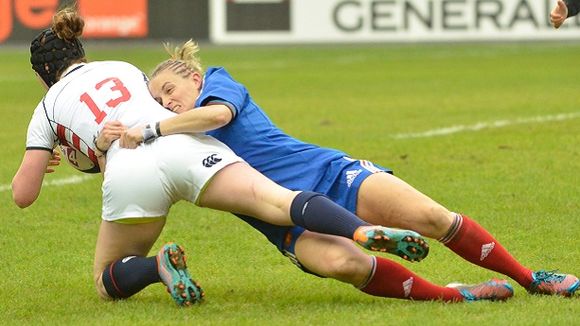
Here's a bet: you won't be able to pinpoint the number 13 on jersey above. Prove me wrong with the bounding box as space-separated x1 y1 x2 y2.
79 77 131 124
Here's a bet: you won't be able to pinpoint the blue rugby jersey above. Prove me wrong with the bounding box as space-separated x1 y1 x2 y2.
195 67 346 191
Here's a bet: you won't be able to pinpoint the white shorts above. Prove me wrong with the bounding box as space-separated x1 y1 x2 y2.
101 134 243 221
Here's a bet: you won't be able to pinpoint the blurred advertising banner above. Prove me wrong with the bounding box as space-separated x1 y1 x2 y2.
210 0 580 43
0 0 148 43
79 0 147 38
0 0 211 44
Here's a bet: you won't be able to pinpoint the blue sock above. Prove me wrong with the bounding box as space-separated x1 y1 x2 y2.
102 256 160 299
289 191 370 239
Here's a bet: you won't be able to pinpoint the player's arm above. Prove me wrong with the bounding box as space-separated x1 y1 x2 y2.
159 104 233 135
12 149 52 208
119 104 233 149
92 120 128 173
95 121 126 152
95 151 107 174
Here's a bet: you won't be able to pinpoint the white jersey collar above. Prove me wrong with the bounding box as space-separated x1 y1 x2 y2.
61 63 86 78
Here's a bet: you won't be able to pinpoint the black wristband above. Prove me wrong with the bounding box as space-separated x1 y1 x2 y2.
95 143 108 154
155 121 162 136
93 136 108 154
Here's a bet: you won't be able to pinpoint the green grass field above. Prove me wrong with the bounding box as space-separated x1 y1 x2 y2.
1 41 579 325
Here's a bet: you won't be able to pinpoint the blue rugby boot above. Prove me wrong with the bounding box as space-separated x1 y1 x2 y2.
354 226 429 262
157 242 204 306
447 279 514 301
528 270 579 297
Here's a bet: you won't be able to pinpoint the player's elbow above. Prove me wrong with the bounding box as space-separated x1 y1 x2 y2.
13 193 34 208
11 183 37 208
212 110 232 128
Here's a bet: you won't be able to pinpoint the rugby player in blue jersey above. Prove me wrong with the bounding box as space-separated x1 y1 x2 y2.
551 0 580 28
23 7 445 307
98 40 578 299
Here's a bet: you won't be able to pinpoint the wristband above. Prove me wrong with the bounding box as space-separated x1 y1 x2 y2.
155 121 162 137
95 142 108 154
142 122 160 143
93 134 108 154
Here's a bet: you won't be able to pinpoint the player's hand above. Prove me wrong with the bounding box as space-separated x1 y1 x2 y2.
97 120 127 152
120 126 144 149
45 149 61 173
551 0 569 28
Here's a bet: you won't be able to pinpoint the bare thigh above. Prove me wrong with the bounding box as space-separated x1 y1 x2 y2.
93 218 166 297
199 162 297 226
295 230 373 287
356 172 454 239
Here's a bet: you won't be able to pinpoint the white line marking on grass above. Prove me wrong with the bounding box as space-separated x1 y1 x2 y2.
0 175 95 193
391 112 580 139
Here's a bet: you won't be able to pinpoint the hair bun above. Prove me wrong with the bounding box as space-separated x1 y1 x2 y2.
52 7 84 40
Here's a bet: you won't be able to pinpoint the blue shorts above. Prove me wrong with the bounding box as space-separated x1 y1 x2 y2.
236 157 391 274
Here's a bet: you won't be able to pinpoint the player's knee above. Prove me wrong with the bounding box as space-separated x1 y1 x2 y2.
94 272 114 301
420 204 454 238
323 251 369 283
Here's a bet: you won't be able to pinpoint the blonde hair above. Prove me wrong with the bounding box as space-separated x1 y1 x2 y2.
151 39 204 79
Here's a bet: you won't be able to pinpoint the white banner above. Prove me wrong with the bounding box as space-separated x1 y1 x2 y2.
210 0 580 43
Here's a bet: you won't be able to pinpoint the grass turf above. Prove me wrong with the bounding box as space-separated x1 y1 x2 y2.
0 42 579 324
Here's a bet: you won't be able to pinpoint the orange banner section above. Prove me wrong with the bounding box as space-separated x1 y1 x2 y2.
15 0 58 29
79 0 148 38
0 0 12 42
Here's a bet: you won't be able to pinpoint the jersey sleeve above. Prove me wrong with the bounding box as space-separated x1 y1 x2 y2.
25 101 56 152
196 67 248 119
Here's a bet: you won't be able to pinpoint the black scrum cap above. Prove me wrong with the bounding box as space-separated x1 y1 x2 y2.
30 28 85 87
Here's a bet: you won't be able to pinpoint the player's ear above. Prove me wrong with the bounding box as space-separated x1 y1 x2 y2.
191 72 202 90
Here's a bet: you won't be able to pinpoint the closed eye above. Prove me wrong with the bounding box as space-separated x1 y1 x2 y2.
162 82 174 95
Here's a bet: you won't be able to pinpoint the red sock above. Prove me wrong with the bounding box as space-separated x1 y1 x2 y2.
441 214 533 288
360 257 463 301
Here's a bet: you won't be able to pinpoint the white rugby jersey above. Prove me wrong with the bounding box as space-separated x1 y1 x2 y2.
26 61 175 163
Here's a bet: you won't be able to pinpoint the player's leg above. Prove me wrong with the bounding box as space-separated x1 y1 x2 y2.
96 145 203 305
293 230 513 302
293 230 373 285
355 172 453 237
236 215 371 285
94 218 204 306
199 162 428 256
93 218 166 300
236 206 511 301
198 162 296 225
355 172 578 296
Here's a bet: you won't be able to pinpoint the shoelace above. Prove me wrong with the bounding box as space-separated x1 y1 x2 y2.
534 270 565 283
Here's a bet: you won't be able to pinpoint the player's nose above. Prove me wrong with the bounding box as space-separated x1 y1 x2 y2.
161 96 173 111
